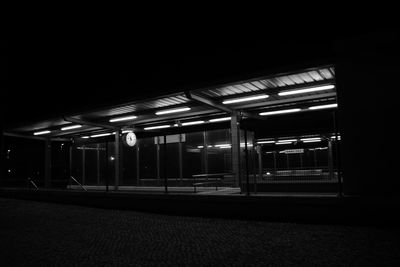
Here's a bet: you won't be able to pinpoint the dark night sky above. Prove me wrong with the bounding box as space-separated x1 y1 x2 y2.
1 24 397 127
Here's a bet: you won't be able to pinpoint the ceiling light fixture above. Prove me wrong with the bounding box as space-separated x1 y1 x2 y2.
33 130 51 136
109 115 137 122
222 94 269 104
144 125 171 130
278 85 335 96
308 103 338 110
259 108 301 116
155 107 191 115
61 125 82 131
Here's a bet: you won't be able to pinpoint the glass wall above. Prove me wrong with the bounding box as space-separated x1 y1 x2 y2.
138 137 157 185
69 128 235 190
182 132 204 183
207 129 232 174
121 141 137 186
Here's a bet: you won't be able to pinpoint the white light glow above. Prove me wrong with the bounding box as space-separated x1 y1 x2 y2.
61 125 82 131
197 146 204 148
259 108 301 116
214 144 231 147
81 136 90 139
109 115 137 122
240 143 253 147
181 121 204 126
209 117 231 122
300 138 321 142
155 107 191 115
278 139 297 143
222 94 269 104
308 103 338 110
34 130 51 136
257 140 275 144
303 139 322 143
275 142 293 145
279 149 304 154
144 125 171 130
122 130 133 134
90 132 116 138
219 146 232 149
278 85 335 96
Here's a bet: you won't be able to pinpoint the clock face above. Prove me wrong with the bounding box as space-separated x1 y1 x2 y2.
125 132 137 147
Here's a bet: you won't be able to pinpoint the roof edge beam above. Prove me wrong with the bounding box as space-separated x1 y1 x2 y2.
185 91 264 120
3 132 71 142
63 116 118 130
185 91 234 114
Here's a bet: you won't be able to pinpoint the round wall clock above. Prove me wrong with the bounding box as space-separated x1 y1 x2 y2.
124 132 137 147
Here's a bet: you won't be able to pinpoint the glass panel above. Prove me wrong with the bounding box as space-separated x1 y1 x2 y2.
71 144 83 184
139 137 157 185
121 142 137 186
84 144 98 185
182 132 204 184
207 129 232 174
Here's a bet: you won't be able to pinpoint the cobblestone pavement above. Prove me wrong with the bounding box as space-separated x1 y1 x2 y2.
1 198 400 266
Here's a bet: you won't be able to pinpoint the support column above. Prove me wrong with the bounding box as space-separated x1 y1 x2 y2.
230 112 241 188
68 143 72 188
178 133 183 184
0 130 4 187
82 146 85 185
328 139 334 180
156 137 160 184
244 121 250 195
115 130 121 191
96 143 100 185
257 145 263 181
203 131 208 179
136 139 140 186
163 135 168 193
44 138 52 188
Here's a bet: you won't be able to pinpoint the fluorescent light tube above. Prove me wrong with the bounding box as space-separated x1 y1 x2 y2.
257 140 275 144
144 125 171 130
33 130 51 136
81 136 90 139
155 107 191 115
278 139 297 143
61 125 82 131
275 142 293 145
222 95 269 104
181 121 204 126
308 103 338 110
278 85 335 96
303 139 322 143
214 144 231 147
109 115 137 122
259 108 301 116
90 132 115 138
209 117 231 122
300 138 321 141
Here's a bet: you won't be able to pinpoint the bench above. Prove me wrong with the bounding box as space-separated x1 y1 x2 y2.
192 173 234 193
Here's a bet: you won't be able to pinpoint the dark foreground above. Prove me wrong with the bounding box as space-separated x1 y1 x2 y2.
1 198 399 266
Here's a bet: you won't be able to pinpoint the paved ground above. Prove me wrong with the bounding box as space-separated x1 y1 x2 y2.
1 198 399 266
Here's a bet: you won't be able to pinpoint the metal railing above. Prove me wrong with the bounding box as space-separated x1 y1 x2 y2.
70 176 88 192
27 177 39 190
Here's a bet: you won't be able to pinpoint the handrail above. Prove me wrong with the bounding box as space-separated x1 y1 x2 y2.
27 177 39 190
70 176 88 192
